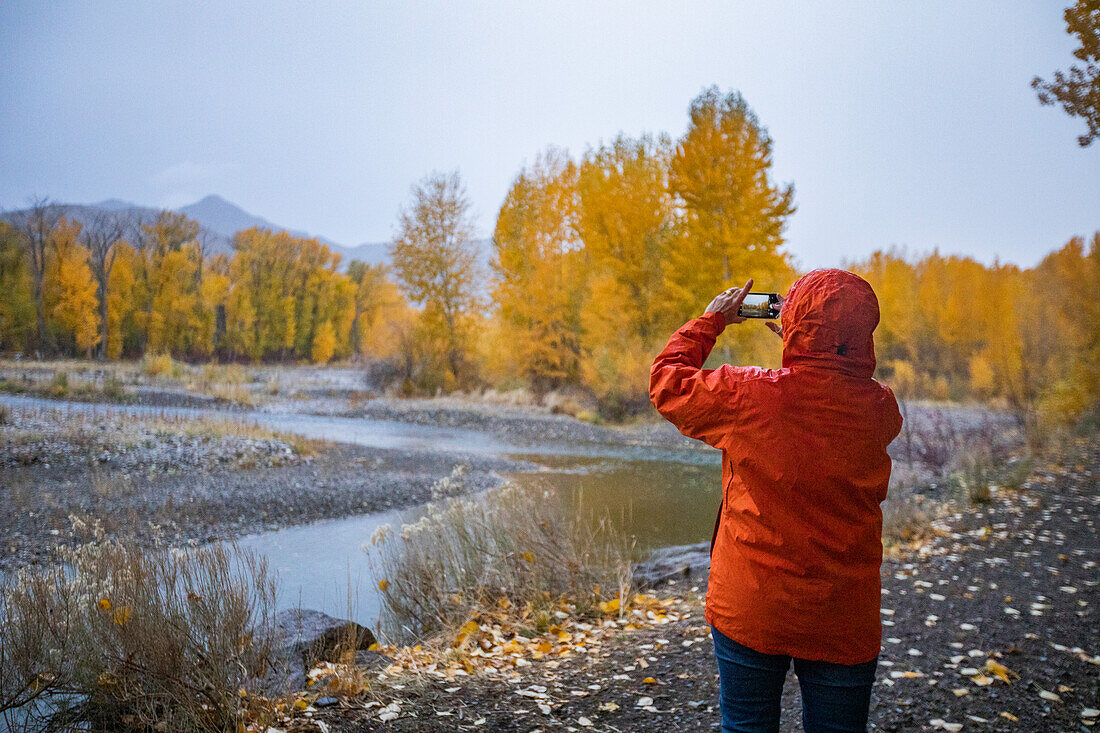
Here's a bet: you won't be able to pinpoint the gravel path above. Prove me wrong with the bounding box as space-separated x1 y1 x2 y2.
312 436 1098 732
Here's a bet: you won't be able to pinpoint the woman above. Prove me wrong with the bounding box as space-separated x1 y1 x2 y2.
649 269 902 733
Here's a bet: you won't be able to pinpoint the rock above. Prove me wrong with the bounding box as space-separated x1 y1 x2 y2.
354 648 393 670
634 542 711 587
275 609 378 673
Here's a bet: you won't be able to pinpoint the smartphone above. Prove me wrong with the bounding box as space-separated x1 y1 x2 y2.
738 292 781 319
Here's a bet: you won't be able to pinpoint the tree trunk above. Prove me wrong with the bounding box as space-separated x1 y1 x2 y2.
98 275 109 360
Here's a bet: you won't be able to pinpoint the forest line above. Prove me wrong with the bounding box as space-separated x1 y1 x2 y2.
1 88 1096 429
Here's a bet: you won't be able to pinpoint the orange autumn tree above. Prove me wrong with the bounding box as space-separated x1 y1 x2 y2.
851 234 1100 436
490 148 585 392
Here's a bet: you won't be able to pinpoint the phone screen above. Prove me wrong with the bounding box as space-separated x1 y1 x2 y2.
738 293 780 319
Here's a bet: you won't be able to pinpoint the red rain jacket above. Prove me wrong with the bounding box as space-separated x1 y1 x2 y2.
650 269 902 664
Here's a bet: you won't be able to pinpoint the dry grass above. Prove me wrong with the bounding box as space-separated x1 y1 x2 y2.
368 476 635 645
139 353 183 379
0 521 282 732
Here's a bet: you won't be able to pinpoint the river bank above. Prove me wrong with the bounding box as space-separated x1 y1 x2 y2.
299 436 1099 732
0 400 526 570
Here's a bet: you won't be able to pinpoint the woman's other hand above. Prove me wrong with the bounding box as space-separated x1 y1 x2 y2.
705 278 753 325
766 293 786 338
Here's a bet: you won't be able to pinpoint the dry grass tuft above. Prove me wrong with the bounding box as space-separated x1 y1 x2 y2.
0 521 282 732
139 353 184 379
368 477 634 645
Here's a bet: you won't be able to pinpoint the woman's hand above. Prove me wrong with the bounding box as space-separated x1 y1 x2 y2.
766 293 786 338
705 278 753 325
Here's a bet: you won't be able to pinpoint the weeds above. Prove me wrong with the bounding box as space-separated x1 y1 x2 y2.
89 469 137 501
882 480 932 546
101 375 125 401
49 372 68 398
0 521 282 732
368 479 634 644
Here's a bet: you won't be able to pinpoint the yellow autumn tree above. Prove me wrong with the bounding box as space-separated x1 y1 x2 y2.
575 135 675 414
311 320 337 364
666 87 796 367
490 148 585 391
390 171 482 389
347 261 411 361
43 218 99 356
0 221 35 352
104 243 137 359
225 228 354 363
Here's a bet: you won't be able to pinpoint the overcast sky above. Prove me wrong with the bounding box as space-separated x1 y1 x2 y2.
1 1 1096 269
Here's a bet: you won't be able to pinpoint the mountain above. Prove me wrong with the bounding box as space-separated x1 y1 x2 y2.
1 195 491 274
180 195 279 240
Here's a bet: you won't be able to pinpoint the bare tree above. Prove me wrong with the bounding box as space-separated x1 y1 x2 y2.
81 209 128 359
196 227 217 284
8 196 60 355
1032 0 1100 147
389 171 481 384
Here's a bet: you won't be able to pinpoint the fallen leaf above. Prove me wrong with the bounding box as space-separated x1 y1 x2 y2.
984 659 1019 684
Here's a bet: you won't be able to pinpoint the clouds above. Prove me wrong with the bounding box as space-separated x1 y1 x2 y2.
150 161 240 209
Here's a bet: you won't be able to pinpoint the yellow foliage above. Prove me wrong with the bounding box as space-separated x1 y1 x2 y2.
852 234 1100 432
44 219 99 355
310 320 336 364
105 244 136 359
491 148 584 390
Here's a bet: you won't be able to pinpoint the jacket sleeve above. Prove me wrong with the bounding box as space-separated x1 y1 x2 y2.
650 311 744 450
881 385 904 444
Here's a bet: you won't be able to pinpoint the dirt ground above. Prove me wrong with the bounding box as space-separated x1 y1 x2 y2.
300 436 1098 733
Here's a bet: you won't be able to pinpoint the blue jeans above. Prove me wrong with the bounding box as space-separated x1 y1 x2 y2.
711 626 877 733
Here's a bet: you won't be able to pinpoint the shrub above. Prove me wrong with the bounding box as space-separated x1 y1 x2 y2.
954 449 993 504
882 478 931 546
198 363 248 387
368 479 634 643
49 371 69 398
101 374 125 401
140 353 182 379
0 525 281 732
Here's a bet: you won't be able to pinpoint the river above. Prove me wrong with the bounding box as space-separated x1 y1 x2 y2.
0 394 721 625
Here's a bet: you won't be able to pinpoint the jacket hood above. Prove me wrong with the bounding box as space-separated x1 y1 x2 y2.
780 268 879 377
